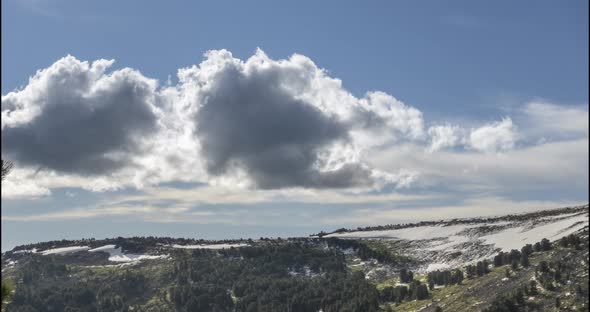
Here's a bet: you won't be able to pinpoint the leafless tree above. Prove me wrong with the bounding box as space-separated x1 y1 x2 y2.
1 160 13 181
1 159 15 309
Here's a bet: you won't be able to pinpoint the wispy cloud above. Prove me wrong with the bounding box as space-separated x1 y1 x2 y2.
322 197 586 226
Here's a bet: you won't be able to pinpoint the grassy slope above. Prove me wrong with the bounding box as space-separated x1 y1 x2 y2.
71 258 177 310
378 244 589 312
2 222 587 311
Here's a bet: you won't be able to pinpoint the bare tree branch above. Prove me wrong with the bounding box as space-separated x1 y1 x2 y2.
1 160 14 181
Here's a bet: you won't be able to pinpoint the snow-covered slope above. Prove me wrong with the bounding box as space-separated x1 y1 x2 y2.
88 244 168 263
14 244 169 264
478 214 587 251
41 246 90 255
169 243 249 249
325 205 589 272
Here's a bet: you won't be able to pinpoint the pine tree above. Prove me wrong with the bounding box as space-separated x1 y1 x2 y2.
520 252 530 267
541 238 551 251
399 268 409 283
494 253 504 267
511 259 518 270
415 284 429 300
529 280 537 295
454 269 464 285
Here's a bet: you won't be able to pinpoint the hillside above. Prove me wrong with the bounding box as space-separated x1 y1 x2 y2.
2 204 588 312
321 204 589 273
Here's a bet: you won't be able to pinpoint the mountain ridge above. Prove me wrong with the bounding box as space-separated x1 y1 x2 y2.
2 204 588 311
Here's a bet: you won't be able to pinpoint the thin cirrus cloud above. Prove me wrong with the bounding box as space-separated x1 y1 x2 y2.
522 101 589 138
2 48 583 199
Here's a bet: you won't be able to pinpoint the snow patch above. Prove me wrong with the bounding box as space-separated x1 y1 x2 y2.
479 214 588 251
13 248 37 254
326 210 589 272
88 244 117 252
41 246 90 255
288 266 317 278
88 245 168 263
428 235 472 251
169 243 249 249
426 263 452 272
326 224 480 240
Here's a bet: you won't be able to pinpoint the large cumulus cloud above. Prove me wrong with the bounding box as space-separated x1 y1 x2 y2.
181 50 401 189
2 56 160 174
2 49 531 197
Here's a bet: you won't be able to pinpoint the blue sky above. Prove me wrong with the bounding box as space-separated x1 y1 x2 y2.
2 0 588 250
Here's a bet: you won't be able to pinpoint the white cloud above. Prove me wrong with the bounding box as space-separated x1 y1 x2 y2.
1 50 587 201
366 138 588 195
1 205 191 222
323 197 586 226
427 124 463 152
469 117 516 153
1 56 161 174
522 101 589 137
1 178 51 199
1 50 427 194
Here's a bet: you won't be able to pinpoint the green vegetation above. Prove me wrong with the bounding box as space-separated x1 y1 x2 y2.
390 232 589 312
3 240 382 311
1 280 14 312
324 238 414 265
1 226 588 311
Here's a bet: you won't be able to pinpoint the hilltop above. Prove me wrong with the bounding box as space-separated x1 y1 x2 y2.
2 204 588 311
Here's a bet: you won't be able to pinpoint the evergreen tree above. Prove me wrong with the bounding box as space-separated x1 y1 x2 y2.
520 252 530 267
493 253 504 267
399 268 409 283
511 259 518 270
415 283 429 300
529 280 537 296
540 238 551 251
453 269 464 285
